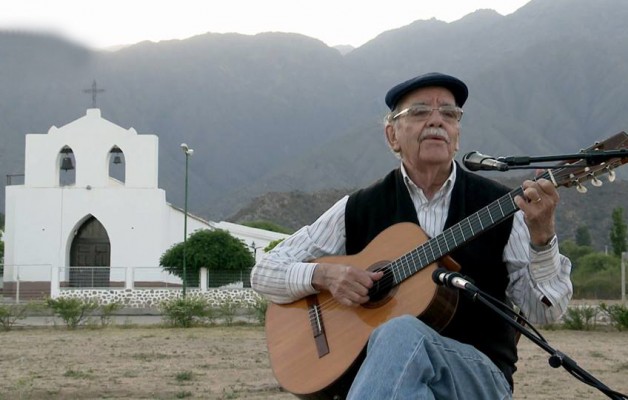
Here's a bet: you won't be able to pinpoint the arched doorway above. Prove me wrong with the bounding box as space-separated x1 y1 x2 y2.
69 216 111 287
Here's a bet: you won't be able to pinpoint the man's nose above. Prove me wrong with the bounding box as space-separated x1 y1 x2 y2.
425 109 445 127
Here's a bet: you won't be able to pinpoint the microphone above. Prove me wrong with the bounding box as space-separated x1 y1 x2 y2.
432 268 478 292
462 151 509 171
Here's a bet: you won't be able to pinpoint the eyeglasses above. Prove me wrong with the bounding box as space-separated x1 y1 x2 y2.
391 104 464 122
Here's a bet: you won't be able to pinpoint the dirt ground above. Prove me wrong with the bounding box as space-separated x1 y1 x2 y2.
1 324 626 400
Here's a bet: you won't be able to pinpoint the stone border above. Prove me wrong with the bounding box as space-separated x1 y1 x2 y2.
58 288 262 309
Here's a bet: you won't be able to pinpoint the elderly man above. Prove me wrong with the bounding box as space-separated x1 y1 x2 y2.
252 72 572 399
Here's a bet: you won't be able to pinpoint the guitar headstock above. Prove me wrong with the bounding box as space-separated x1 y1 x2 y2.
546 131 628 193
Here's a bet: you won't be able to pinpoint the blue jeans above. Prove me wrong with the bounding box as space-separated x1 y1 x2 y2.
347 315 512 400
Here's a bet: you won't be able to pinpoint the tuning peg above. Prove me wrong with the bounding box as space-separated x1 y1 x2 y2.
590 174 603 187
606 167 616 182
576 182 588 193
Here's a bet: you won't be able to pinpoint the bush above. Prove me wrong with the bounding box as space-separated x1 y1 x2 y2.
599 303 628 331
217 298 240 326
559 239 594 267
46 297 99 329
99 302 123 326
571 253 621 299
160 297 212 327
0 303 30 331
264 239 284 253
248 297 268 325
562 305 598 330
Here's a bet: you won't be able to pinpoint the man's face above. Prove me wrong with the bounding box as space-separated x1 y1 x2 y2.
385 86 461 170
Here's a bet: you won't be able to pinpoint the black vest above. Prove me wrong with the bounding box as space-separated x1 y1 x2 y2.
345 164 519 388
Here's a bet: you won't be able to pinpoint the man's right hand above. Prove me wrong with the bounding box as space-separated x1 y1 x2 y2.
312 263 384 307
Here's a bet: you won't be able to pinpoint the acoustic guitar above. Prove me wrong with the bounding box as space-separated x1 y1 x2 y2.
265 132 628 400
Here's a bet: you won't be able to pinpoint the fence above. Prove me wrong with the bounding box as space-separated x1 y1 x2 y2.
0 265 256 305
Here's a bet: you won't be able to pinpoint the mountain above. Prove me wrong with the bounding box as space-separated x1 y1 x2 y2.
333 45 355 55
2 0 628 234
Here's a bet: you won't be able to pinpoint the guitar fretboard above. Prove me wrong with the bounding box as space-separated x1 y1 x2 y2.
390 185 526 285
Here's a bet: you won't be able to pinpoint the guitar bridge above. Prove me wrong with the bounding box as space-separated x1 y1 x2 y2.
307 296 330 357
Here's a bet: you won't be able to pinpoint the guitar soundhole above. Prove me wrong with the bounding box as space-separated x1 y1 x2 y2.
364 261 397 308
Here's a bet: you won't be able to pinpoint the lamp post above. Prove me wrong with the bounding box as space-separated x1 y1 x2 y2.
249 241 263 261
622 252 626 303
180 143 194 297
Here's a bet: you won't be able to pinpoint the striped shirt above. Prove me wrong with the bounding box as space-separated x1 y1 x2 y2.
251 163 572 324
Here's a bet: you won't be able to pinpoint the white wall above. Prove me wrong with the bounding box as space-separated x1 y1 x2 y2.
3 108 287 286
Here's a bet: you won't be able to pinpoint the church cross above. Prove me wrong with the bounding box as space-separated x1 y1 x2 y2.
83 79 105 108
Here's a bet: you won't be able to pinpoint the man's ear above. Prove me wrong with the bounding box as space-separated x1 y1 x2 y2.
385 124 400 152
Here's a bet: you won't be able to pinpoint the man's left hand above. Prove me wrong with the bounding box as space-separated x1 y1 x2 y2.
514 178 559 247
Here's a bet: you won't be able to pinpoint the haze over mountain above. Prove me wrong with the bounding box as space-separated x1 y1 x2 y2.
1 0 628 242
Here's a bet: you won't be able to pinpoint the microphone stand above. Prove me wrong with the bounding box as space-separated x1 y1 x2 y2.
457 284 627 399
496 149 628 170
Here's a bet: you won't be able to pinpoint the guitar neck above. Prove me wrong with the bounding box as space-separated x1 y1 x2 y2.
387 131 628 286
391 185 524 284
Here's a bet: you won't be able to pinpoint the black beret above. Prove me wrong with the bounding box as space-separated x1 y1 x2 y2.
385 72 468 110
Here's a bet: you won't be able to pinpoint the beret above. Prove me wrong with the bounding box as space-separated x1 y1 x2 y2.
385 72 468 109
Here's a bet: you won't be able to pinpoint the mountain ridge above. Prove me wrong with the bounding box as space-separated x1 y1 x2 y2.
1 0 628 238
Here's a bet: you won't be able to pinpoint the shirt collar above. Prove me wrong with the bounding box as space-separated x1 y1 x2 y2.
400 162 456 199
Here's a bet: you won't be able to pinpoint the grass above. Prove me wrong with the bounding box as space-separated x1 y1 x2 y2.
130 352 170 361
174 371 194 382
63 369 93 379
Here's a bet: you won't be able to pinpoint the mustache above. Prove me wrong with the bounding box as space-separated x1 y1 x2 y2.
419 127 450 143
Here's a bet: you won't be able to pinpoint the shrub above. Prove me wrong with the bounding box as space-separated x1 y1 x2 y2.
560 239 594 266
0 303 30 331
599 303 628 331
46 297 99 329
571 253 621 299
264 239 284 253
99 302 123 327
248 297 268 325
562 305 598 330
217 298 239 326
160 296 212 327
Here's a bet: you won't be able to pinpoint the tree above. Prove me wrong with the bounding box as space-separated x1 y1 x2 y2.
264 239 285 252
559 239 594 269
575 225 592 247
571 252 621 299
609 207 627 258
160 229 255 287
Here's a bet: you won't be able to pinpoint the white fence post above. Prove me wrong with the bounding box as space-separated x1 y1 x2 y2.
200 268 208 292
15 265 20 304
50 265 60 298
125 267 134 290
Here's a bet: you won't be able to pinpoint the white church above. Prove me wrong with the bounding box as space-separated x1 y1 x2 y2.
2 108 287 303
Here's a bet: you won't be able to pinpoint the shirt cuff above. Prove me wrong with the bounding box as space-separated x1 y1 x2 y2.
530 234 557 252
529 237 561 282
285 262 319 299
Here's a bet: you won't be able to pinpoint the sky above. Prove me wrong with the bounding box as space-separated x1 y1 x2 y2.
0 0 533 50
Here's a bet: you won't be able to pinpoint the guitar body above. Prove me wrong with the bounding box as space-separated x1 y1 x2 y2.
265 223 459 399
